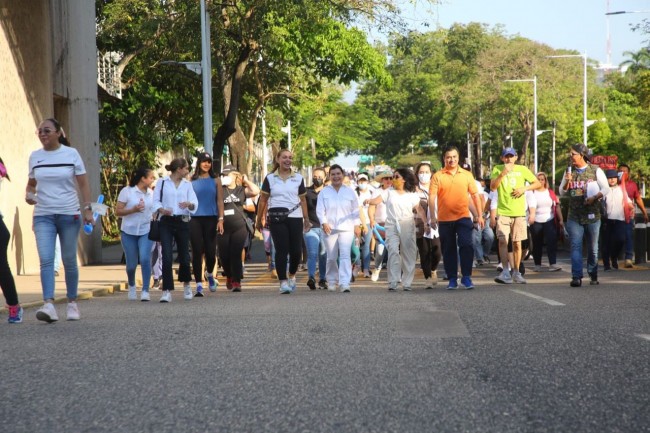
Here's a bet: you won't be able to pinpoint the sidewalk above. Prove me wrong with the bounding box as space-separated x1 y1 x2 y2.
3 236 270 313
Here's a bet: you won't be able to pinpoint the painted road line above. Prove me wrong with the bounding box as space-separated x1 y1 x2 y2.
510 289 565 306
635 334 650 342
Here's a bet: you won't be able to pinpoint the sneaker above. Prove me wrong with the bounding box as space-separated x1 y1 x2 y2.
205 272 218 292
66 302 80 321
352 267 359 277
483 256 491 264
460 276 474 290
371 269 381 282
152 279 161 290
318 280 328 290
625 259 634 268
446 279 458 290
340 285 351 293
403 286 412 291
232 281 242 292
589 273 599 285
36 302 58 323
327 282 337 292
388 283 397 292
533 265 542 272
195 283 204 297
363 270 371 278
570 278 582 287
226 277 233 291
160 290 172 303
512 271 527 284
611 259 619 270
288 276 297 291
128 285 137 301
140 291 151 302
424 277 434 290
7 305 23 324
184 284 193 300
496 264 504 272
495 270 513 284
279 281 292 294
548 264 562 272
307 277 316 290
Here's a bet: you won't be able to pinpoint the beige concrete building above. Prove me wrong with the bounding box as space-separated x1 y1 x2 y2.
1 0 101 274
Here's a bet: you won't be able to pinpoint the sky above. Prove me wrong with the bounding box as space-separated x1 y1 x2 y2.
334 0 650 169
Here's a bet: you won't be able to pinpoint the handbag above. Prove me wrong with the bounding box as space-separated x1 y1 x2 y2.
268 203 300 224
231 198 255 235
148 180 164 241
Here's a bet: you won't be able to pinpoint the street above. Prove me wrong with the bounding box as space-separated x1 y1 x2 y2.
1 262 649 433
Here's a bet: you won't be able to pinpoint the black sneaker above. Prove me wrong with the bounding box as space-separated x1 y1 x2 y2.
318 280 328 290
589 273 599 285
570 278 582 287
307 277 316 290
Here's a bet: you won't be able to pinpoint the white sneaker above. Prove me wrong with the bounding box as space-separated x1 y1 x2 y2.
140 291 150 302
288 276 297 291
66 302 80 321
512 271 527 284
340 285 351 293
371 269 381 282
160 291 171 303
279 281 292 294
128 285 137 301
548 264 562 272
36 302 58 323
183 284 193 300
363 270 371 278
495 270 513 284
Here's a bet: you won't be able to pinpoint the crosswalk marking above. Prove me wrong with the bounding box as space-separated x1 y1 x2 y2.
510 289 565 306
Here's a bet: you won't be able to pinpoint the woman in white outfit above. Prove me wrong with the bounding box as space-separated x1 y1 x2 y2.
316 165 361 293
367 168 426 291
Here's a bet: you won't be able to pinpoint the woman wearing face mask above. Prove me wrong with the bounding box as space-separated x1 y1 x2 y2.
366 168 426 291
217 165 260 291
304 167 328 290
355 173 374 278
115 168 157 301
414 162 442 288
256 149 311 294
190 153 225 297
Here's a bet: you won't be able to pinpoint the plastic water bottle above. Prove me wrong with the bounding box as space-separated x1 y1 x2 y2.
84 194 105 235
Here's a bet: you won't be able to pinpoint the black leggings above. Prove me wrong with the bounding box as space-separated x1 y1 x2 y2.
269 217 303 281
160 217 191 291
217 225 248 283
0 216 19 306
189 216 218 282
416 236 442 279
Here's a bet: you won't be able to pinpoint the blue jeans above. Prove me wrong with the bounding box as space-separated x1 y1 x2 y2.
439 217 474 280
304 227 326 281
33 214 81 301
566 218 601 279
120 232 153 290
473 225 495 261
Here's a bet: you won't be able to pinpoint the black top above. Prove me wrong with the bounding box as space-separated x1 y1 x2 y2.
305 186 322 227
222 186 247 231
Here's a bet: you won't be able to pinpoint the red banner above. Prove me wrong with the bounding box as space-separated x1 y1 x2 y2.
591 155 618 170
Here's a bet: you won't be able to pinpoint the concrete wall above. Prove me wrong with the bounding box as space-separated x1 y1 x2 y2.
0 0 100 274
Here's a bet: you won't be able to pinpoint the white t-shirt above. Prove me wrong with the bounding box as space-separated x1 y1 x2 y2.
261 172 306 218
604 186 631 221
317 185 361 231
384 190 420 223
117 186 155 236
526 189 555 223
357 187 375 224
374 187 390 223
28 145 87 216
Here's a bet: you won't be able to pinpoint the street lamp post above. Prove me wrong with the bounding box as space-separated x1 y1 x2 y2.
504 76 539 172
546 52 588 146
200 0 212 155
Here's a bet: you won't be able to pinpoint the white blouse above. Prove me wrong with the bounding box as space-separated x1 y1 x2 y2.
316 185 361 231
117 186 155 236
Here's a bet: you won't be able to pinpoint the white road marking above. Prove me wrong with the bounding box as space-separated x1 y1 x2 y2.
635 334 650 342
510 289 565 306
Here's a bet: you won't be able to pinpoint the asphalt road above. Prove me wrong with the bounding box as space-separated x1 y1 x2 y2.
2 264 649 433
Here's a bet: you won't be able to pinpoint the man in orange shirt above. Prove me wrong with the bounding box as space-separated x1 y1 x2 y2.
429 147 485 290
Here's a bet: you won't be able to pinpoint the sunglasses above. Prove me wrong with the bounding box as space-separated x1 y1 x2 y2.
36 128 55 135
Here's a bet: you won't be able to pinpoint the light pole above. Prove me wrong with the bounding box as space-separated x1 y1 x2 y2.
546 52 588 146
504 76 539 172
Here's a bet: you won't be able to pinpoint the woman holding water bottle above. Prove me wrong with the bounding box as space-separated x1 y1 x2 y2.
115 168 156 301
26 118 93 322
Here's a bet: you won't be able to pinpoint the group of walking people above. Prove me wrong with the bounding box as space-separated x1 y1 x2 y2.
2 117 645 324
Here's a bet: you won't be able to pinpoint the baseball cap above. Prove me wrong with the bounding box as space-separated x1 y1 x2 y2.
605 169 619 179
358 173 369 181
221 164 238 175
501 147 517 157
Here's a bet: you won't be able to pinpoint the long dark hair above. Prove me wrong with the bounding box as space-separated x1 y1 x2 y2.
191 152 216 180
129 167 152 187
395 167 417 192
165 158 188 173
44 118 71 146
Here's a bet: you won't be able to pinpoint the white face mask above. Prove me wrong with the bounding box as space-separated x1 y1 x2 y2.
418 173 431 184
221 176 232 186
358 183 368 190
